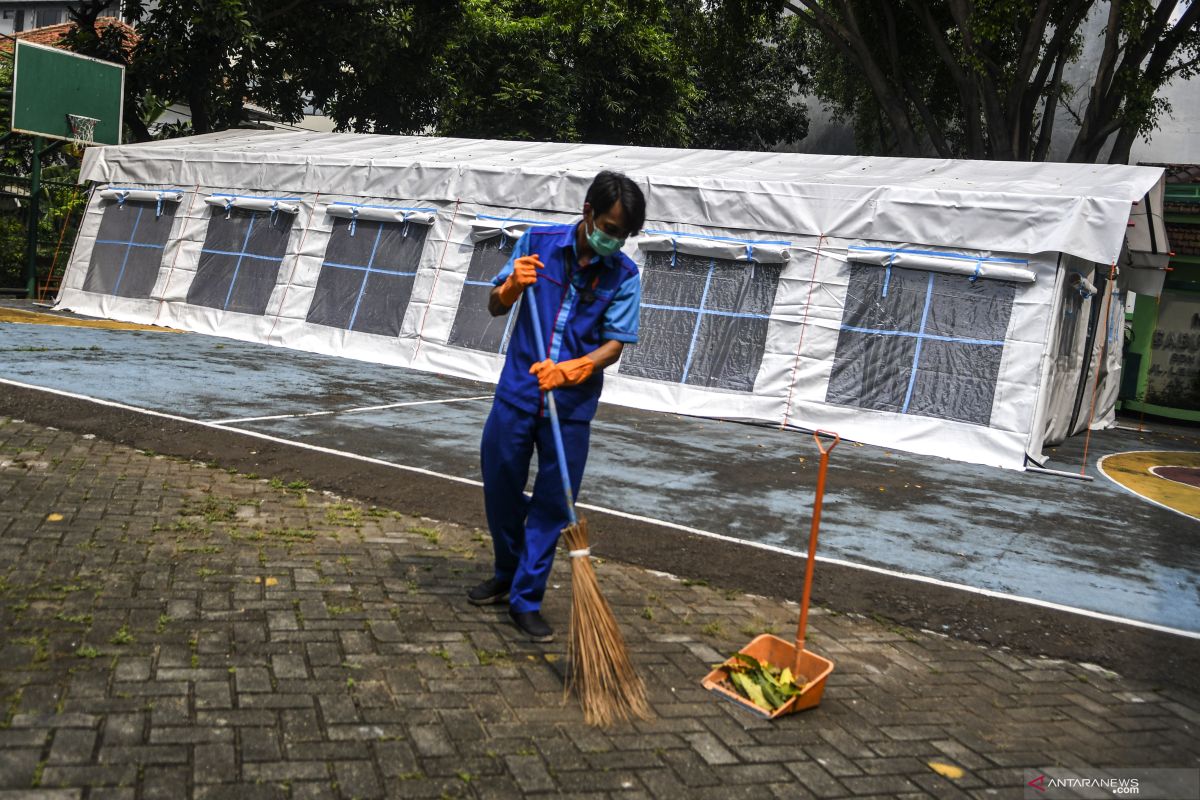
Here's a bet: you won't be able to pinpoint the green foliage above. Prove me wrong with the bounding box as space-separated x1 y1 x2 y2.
123 0 461 136
439 0 808 149
6 1 809 154
791 0 1200 163
684 1 809 150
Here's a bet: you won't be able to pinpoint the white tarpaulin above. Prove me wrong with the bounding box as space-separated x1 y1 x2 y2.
55 131 1167 470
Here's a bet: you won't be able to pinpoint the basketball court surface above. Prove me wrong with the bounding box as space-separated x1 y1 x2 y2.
2 303 1198 644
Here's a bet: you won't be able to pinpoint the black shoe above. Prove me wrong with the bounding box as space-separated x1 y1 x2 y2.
509 609 554 643
468 577 510 606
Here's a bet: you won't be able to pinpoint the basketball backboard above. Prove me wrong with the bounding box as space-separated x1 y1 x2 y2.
10 39 124 145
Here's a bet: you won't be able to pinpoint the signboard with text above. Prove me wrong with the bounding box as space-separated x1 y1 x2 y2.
1144 289 1200 411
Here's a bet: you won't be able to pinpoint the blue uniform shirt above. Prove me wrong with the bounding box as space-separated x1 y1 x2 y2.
491 222 641 422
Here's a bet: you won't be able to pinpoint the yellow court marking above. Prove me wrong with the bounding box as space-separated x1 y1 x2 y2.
1097 450 1200 522
0 307 180 333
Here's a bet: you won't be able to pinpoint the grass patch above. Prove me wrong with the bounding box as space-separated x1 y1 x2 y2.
409 526 440 545
739 620 777 638
176 545 223 555
110 626 134 646
265 528 318 542
325 504 363 526
14 635 49 662
179 496 238 523
475 649 510 666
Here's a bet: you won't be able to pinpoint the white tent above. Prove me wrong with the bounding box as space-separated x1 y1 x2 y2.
57 131 1169 470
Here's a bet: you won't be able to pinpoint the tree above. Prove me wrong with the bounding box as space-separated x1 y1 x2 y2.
788 0 1200 163
121 0 460 138
438 0 700 147
438 0 810 150
687 0 810 150
62 0 151 141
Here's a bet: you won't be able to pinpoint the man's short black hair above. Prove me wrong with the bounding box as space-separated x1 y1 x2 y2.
586 170 646 237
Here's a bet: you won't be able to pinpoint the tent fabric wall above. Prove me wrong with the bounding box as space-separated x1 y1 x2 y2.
56 132 1166 471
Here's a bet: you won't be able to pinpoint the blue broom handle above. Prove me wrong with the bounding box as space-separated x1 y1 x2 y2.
523 283 579 526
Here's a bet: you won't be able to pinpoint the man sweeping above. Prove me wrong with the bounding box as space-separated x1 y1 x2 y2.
469 170 646 642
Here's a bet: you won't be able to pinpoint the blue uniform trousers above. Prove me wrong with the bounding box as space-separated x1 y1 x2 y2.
480 398 590 613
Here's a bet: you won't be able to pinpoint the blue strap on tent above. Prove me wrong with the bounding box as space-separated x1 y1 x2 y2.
223 198 234 219
155 193 164 218
882 253 894 297
402 217 410 238
348 207 359 237
970 261 982 283
745 243 754 262
116 190 127 209
269 200 281 227
671 240 678 267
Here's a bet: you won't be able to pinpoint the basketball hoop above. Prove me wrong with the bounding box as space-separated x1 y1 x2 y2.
66 114 100 147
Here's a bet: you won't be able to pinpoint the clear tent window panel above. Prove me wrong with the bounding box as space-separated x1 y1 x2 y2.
826 263 1016 426
186 207 293 315
619 252 781 391
448 237 521 353
83 200 177 298
306 218 429 337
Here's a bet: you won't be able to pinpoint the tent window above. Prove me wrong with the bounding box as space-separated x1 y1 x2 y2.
448 236 522 353
619 251 781 392
187 207 293 315
306 217 429 337
826 263 1016 425
83 199 178 298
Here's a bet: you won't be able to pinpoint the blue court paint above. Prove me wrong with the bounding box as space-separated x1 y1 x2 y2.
1 320 1197 633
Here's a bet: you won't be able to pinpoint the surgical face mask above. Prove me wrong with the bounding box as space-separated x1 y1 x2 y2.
587 215 625 256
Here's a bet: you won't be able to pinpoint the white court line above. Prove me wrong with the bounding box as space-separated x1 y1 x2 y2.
211 395 494 425
4 376 1199 641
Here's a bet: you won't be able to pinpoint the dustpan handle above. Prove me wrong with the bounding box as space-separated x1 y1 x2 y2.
524 283 578 526
796 430 839 666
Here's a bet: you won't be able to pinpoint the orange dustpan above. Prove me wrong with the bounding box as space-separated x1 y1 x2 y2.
702 430 839 719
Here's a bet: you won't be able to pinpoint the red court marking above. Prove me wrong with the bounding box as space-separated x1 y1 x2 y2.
1150 466 1200 490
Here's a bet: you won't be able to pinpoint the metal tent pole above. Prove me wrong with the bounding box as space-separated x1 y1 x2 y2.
24 135 42 298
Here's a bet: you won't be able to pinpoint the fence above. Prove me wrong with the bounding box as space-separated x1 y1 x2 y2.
0 173 85 300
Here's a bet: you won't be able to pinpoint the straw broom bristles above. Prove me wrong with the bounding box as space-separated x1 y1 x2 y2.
562 516 651 727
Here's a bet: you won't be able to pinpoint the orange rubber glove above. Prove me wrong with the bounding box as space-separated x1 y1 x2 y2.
529 356 595 392
496 254 544 307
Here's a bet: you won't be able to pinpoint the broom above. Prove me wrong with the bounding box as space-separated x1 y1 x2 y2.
525 283 650 726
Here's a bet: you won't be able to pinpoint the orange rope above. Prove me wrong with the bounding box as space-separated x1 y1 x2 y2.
39 188 81 302
154 184 201 326
267 191 321 345
413 197 462 360
1136 291 1163 433
1079 260 1118 476
782 234 826 428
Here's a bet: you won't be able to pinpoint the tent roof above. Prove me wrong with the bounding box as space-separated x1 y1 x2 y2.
82 130 1164 264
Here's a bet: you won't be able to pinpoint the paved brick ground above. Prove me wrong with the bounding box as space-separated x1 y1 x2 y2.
0 417 1197 799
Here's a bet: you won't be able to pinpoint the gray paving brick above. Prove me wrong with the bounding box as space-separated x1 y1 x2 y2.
0 750 41 790
46 729 95 765
504 754 556 793
0 418 1195 800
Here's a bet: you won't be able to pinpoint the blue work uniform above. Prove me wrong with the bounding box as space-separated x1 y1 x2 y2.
480 222 641 613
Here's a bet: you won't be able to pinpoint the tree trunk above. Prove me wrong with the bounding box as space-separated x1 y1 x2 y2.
189 83 210 136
